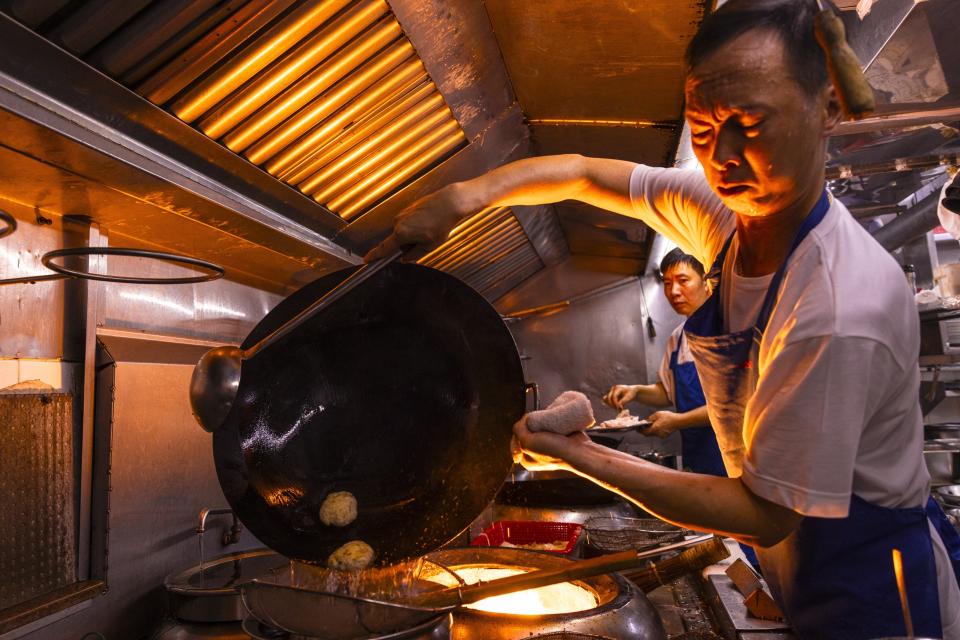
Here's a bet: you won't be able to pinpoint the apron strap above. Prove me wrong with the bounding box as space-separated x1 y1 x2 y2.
753 191 831 335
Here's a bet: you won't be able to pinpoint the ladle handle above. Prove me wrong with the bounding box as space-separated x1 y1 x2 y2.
417 534 718 609
244 251 404 359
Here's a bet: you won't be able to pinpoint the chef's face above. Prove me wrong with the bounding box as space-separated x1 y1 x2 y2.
684 28 839 219
662 263 709 317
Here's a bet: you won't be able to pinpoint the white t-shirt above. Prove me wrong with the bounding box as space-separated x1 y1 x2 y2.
630 164 960 635
657 323 696 405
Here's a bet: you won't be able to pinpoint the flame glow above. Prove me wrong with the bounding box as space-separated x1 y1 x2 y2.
429 565 598 615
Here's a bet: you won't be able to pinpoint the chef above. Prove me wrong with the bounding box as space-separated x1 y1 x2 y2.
369 0 960 637
603 249 726 477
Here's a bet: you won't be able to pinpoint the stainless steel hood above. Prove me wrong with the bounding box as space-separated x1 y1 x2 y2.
0 0 712 299
0 0 556 298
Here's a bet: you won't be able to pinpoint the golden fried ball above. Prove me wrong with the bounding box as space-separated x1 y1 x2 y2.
327 540 374 570
319 491 358 527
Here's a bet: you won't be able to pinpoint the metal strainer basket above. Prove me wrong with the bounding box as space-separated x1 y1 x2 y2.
583 516 685 553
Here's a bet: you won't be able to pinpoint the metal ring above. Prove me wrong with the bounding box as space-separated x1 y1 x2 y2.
41 247 224 284
0 209 16 239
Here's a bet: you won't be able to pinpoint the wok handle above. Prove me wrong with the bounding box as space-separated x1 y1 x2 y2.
244 251 404 359
525 382 540 411
417 534 719 609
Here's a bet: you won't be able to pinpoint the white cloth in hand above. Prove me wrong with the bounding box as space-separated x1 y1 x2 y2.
526 390 595 435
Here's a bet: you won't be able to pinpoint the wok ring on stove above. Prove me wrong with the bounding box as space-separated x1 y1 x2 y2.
421 547 667 640
213 263 526 565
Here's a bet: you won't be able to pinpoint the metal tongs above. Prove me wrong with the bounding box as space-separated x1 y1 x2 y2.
242 535 727 638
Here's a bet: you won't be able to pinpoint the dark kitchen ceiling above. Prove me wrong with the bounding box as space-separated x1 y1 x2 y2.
482 0 709 263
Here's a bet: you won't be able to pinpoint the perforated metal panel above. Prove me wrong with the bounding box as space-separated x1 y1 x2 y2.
0 392 76 612
419 207 544 301
2 0 467 221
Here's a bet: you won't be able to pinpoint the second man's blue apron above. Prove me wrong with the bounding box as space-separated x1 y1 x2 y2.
668 333 727 478
682 191 960 638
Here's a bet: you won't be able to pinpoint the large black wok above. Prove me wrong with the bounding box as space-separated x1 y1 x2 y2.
213 263 525 565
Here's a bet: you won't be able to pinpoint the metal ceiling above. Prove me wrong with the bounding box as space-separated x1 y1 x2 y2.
418 207 544 302
481 0 708 270
0 0 562 301
1 0 466 222
826 0 960 261
6 0 955 302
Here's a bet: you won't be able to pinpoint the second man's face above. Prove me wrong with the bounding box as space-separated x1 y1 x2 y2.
662 263 709 316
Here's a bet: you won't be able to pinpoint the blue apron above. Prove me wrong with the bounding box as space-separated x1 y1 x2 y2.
683 191 960 638
670 332 762 571
669 333 727 478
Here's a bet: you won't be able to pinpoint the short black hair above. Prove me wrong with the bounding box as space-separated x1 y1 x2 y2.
659 248 704 278
685 0 829 98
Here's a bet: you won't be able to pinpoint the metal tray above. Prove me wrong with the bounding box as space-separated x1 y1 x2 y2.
588 420 651 434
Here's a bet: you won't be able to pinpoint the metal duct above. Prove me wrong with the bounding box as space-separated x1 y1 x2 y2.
1 0 467 222
419 207 544 302
871 187 947 251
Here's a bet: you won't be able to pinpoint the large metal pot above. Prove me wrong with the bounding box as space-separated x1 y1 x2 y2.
164 549 287 623
421 547 667 640
213 263 526 565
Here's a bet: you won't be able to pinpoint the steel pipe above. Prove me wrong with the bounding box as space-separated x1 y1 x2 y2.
870 188 944 251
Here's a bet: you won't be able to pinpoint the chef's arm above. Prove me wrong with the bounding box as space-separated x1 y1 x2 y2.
567 441 801 548
365 155 636 260
605 381 671 409
460 154 636 215
514 422 802 548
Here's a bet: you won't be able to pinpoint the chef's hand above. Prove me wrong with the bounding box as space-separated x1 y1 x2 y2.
364 184 470 262
511 415 590 472
603 384 638 410
644 411 681 438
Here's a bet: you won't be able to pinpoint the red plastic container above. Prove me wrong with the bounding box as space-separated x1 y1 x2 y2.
470 520 583 555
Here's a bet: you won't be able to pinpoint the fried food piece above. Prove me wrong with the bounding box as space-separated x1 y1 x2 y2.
327 540 374 570
319 491 358 527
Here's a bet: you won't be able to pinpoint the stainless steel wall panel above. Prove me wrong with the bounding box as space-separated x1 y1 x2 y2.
0 392 76 612
0 200 66 358
99 274 281 345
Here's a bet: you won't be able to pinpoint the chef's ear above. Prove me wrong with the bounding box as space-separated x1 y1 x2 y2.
821 84 843 137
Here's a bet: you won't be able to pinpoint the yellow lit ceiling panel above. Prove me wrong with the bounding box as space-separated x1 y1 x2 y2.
5 0 467 222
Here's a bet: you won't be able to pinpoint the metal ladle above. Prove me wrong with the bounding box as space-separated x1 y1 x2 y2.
189 252 401 432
